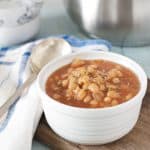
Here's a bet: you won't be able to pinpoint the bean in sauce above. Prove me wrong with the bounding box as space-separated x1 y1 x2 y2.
46 59 140 108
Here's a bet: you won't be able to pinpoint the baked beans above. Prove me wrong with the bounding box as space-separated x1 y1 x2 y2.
46 59 140 108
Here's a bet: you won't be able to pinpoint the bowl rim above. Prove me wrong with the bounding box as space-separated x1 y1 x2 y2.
37 51 147 112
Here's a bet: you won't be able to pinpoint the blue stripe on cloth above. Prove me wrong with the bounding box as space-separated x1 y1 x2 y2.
0 46 19 58
0 47 9 52
58 35 112 49
0 54 5 57
18 51 31 86
0 47 18 52
0 47 10 58
0 51 31 132
0 61 15 65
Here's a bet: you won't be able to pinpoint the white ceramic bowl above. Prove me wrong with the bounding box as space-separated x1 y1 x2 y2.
0 16 40 47
37 51 147 145
0 0 43 47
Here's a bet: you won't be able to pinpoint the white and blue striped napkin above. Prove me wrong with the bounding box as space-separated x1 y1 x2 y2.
0 35 111 150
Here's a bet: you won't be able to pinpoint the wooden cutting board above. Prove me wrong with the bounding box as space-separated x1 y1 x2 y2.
35 80 150 150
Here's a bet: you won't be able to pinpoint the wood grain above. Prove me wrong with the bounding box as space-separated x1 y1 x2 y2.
35 80 150 150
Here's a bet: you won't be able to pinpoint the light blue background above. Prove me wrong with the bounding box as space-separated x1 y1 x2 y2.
33 0 150 149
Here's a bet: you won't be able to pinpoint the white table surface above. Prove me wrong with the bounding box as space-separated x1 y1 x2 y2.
32 0 150 149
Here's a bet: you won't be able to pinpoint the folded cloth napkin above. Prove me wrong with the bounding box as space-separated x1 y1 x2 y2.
0 35 111 150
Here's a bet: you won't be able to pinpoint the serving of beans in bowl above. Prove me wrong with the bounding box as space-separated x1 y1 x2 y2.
38 51 147 144
46 58 140 108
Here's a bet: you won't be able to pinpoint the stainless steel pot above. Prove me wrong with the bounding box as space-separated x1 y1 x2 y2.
64 0 150 46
